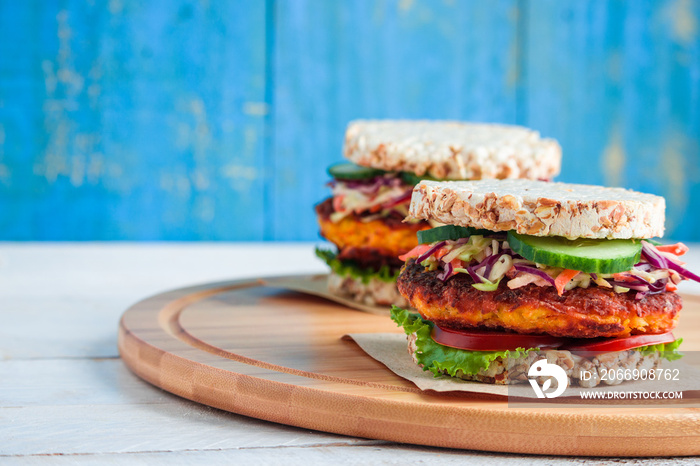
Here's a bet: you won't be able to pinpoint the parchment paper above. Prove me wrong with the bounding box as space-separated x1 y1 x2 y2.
347 332 700 401
259 274 700 403
260 273 390 316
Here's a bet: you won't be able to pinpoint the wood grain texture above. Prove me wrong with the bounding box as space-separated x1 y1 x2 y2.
118 277 700 457
4 244 700 464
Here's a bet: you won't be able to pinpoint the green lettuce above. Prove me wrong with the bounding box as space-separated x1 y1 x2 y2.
390 307 685 378
390 306 535 377
636 338 683 361
315 248 399 284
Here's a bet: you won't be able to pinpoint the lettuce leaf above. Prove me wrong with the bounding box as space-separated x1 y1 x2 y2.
636 338 683 361
315 248 399 284
390 306 535 377
389 307 684 379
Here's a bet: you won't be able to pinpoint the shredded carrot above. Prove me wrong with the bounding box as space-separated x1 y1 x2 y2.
332 195 345 212
398 244 432 262
666 283 678 292
441 258 463 279
434 248 449 260
555 269 580 296
613 273 638 282
656 243 689 256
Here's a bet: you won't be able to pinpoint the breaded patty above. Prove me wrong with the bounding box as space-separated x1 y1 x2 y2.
316 197 428 260
397 259 681 338
336 247 404 270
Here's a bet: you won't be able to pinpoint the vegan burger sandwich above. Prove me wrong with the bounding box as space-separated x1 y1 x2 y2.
392 179 697 387
315 121 562 307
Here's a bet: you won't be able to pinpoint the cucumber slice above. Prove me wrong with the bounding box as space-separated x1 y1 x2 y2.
418 225 485 244
328 162 384 180
400 171 441 186
507 232 642 274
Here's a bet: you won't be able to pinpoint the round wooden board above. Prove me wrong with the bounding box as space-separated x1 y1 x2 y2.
118 276 700 457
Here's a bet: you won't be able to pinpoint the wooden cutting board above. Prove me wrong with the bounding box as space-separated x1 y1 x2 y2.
118 276 700 457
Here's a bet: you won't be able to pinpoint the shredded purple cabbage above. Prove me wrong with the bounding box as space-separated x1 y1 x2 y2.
339 174 406 193
643 240 700 283
413 238 698 297
478 252 506 279
381 189 413 208
416 241 446 264
512 264 556 286
633 262 653 272
437 261 454 282
641 241 669 269
607 280 650 292
465 265 484 284
665 258 700 283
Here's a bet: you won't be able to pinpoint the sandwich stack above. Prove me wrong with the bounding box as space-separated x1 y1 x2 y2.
315 120 562 307
392 180 697 387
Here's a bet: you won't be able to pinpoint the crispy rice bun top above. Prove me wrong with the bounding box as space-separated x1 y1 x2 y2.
343 120 561 181
408 179 665 239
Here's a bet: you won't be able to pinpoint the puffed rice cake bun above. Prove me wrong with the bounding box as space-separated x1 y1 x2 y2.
408 179 665 239
405 332 664 388
343 120 561 181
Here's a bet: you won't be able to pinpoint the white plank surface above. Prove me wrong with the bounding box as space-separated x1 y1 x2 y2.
2 242 699 464
0 358 370 456
3 402 373 456
0 243 327 360
6 445 699 466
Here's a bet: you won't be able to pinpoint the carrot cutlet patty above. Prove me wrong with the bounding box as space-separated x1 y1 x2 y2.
397 259 681 339
315 197 429 260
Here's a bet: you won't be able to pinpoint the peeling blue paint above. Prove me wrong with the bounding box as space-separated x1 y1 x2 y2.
0 1 698 241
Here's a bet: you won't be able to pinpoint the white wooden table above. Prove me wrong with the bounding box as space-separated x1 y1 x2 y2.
2 243 700 465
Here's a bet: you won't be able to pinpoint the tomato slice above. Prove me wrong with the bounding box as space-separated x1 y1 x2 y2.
431 325 677 354
431 325 566 351
561 332 676 354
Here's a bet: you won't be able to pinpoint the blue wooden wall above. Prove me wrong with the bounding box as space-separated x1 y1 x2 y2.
1 0 699 241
